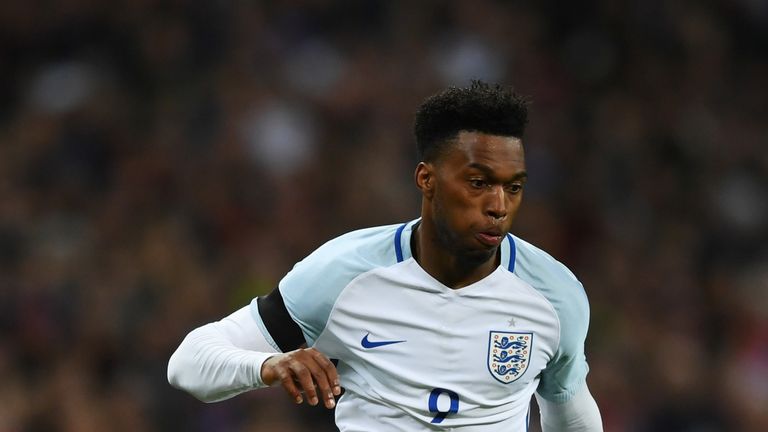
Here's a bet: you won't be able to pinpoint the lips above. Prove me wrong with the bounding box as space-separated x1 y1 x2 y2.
476 230 504 246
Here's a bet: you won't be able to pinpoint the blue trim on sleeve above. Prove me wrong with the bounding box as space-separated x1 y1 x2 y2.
506 234 516 272
394 222 407 262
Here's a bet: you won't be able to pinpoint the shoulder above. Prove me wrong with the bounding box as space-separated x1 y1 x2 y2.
277 222 406 344
511 236 590 342
511 236 593 402
284 223 403 280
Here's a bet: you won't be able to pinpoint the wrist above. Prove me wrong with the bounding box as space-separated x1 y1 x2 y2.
249 352 279 388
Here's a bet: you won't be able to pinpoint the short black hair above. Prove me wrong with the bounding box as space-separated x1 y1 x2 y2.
414 80 529 162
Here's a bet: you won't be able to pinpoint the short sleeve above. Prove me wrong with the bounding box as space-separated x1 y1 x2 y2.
250 224 401 346
535 280 591 402
511 236 592 403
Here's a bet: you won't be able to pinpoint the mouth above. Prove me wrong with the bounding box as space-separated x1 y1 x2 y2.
475 230 504 247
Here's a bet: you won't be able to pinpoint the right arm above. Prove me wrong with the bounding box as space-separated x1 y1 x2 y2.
170 230 375 408
167 305 340 408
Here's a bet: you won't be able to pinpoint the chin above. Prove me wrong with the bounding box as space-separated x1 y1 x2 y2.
458 245 498 265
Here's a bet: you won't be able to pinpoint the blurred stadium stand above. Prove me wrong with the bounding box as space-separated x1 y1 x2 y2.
0 1 766 430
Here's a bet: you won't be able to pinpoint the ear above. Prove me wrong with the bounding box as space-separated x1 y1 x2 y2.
414 162 435 199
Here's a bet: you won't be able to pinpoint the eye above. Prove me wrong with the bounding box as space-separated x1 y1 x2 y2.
505 183 523 194
469 179 487 189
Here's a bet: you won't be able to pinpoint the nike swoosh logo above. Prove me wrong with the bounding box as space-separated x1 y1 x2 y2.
361 333 406 349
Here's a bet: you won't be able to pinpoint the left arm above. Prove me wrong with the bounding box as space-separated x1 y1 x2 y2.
515 245 602 430
536 384 603 432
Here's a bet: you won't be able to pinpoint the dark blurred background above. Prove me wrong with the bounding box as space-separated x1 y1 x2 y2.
1 0 767 431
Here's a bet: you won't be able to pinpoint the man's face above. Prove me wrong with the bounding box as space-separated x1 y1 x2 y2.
420 131 527 262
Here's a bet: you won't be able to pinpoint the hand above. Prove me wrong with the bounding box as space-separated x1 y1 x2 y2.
260 347 341 409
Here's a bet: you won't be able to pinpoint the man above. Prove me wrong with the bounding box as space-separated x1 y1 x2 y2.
168 81 603 431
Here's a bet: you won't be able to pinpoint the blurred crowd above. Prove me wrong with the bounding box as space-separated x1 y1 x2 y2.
1 1 766 431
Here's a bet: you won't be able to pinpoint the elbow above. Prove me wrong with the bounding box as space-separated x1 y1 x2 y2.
167 335 218 403
166 347 186 391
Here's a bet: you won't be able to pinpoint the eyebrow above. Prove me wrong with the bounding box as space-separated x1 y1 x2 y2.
467 162 528 181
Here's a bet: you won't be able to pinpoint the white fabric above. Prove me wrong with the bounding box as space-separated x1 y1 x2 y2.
167 306 278 402
260 221 592 430
536 384 603 431
168 221 600 429
311 258 558 430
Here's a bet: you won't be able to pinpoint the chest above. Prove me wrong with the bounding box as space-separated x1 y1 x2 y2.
315 267 560 397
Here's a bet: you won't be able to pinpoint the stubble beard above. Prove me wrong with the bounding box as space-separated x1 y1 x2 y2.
432 199 497 267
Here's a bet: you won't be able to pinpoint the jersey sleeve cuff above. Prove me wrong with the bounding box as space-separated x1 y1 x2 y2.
249 351 278 388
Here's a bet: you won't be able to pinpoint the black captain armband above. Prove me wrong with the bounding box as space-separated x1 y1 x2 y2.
256 288 307 352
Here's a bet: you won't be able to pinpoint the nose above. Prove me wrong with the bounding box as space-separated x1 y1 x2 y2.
485 185 507 220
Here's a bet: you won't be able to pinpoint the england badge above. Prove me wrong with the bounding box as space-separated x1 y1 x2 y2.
487 331 533 384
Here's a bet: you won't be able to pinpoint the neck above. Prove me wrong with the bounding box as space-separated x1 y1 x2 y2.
412 222 500 289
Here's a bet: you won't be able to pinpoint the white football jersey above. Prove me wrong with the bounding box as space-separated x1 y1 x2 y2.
250 219 591 431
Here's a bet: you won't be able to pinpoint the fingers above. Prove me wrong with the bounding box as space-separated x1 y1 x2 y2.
309 349 342 399
290 356 324 407
264 348 340 409
275 366 304 404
